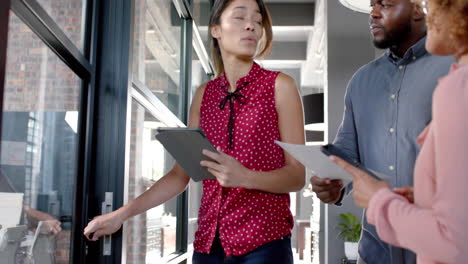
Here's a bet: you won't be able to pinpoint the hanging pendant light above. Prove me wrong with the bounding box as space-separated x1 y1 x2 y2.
338 0 371 13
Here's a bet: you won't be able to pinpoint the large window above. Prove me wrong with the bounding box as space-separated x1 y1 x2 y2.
0 0 214 263
0 0 217 263
132 0 182 117
190 0 210 31
124 0 214 263
0 11 82 264
124 98 179 263
35 0 86 51
186 48 210 250
124 0 185 262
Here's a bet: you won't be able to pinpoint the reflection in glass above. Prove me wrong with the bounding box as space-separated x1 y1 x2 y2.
124 99 177 263
187 48 210 248
0 12 81 264
190 0 211 30
35 0 85 51
132 0 182 117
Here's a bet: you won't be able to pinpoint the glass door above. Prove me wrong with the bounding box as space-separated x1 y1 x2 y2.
0 0 90 263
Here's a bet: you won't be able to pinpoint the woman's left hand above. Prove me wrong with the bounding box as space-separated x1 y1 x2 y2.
393 186 414 203
330 156 390 208
201 147 249 188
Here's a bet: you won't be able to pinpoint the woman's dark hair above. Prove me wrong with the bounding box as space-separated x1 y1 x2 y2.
209 0 273 76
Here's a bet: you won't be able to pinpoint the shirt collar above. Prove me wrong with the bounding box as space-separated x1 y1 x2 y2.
386 36 428 65
217 62 262 89
449 63 468 73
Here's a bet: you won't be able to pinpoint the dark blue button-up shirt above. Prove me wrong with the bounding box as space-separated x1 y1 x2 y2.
334 37 453 264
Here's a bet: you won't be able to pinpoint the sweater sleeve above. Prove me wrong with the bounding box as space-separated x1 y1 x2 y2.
367 70 468 263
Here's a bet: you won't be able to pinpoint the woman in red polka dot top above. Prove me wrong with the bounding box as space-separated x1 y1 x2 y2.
84 0 306 263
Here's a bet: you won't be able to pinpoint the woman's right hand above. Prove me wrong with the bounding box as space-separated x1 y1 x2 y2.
83 209 126 241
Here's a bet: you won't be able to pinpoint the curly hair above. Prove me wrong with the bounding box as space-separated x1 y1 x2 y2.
413 0 468 57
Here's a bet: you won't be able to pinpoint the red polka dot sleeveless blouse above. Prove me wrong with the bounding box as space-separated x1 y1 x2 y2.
194 62 294 256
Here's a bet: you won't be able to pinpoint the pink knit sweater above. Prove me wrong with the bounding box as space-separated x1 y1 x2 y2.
367 64 468 264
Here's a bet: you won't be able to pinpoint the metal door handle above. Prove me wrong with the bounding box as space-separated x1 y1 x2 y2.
101 192 113 256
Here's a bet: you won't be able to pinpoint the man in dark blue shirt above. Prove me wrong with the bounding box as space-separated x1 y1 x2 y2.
310 0 452 263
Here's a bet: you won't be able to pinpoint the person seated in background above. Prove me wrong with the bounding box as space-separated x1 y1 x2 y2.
0 169 61 235
331 0 468 263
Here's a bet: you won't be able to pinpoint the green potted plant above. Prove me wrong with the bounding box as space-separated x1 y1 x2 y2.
336 212 361 260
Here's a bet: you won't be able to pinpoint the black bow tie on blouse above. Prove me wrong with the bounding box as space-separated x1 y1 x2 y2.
219 82 248 149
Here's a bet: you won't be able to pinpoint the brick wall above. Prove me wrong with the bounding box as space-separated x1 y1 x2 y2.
4 10 80 113
126 100 148 264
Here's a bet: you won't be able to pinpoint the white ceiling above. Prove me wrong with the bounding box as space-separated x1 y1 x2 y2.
259 0 325 94
144 0 325 95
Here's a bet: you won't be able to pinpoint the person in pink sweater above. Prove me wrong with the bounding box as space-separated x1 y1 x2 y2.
331 0 468 263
